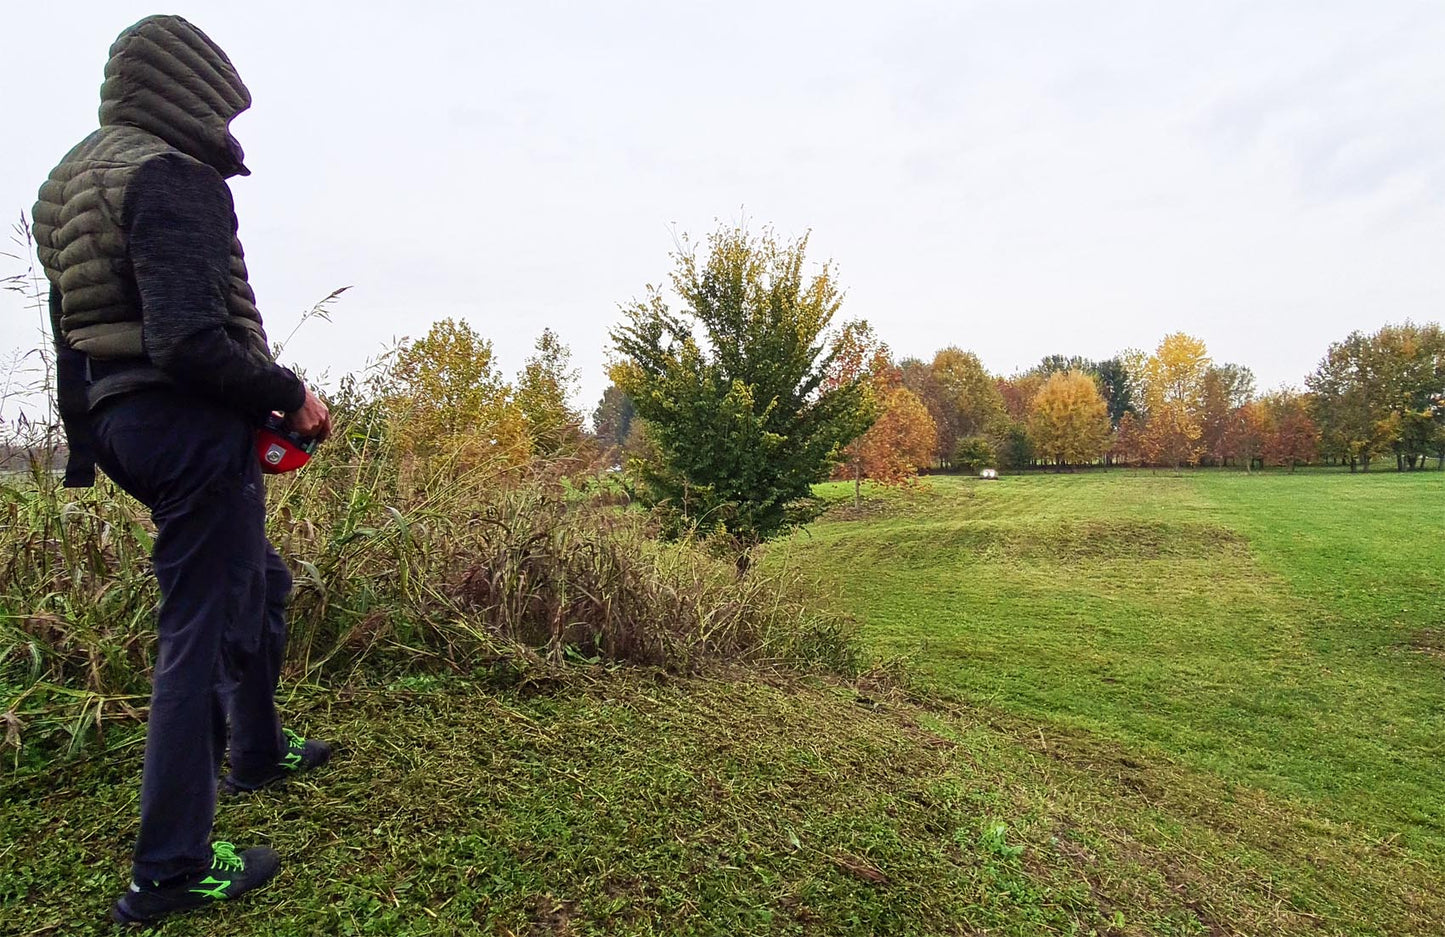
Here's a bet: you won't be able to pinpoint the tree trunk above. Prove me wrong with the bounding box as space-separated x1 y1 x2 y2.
854 462 862 507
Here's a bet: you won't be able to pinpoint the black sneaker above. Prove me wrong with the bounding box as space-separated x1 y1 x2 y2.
223 728 333 794
111 841 280 924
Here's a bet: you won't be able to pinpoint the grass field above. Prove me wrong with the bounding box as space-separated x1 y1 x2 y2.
774 470 1445 917
4 468 1445 934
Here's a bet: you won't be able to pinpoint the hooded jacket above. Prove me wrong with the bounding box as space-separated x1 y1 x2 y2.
33 15 304 486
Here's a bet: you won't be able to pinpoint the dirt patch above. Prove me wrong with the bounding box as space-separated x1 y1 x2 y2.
1404 629 1445 660
529 895 577 935
825 497 904 523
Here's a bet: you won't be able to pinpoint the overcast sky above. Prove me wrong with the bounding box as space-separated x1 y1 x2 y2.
2 0 1441 418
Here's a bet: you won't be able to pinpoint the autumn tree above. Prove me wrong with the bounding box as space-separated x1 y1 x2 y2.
899 357 955 467
827 320 911 503
515 328 584 457
1139 333 1210 467
933 347 1006 443
1260 389 1319 471
387 318 531 466
1035 356 1134 464
610 224 873 564
1110 411 1144 466
997 373 1045 423
854 387 937 489
1028 369 1111 469
827 322 938 498
1236 400 1270 471
1199 364 1256 466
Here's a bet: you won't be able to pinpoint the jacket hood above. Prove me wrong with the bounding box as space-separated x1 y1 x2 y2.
98 15 252 177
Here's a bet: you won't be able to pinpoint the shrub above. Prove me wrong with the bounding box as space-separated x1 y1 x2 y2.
952 436 996 472
0 370 857 770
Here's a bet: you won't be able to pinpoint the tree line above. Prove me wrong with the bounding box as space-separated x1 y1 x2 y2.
599 295 1445 480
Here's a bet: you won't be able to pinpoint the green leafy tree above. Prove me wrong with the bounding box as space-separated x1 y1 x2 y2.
592 384 635 455
1369 322 1445 470
953 436 997 472
610 224 873 565
1094 357 1135 428
998 424 1036 470
1309 331 1392 471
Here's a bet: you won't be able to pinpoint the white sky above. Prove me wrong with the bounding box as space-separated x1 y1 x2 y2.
2 1 1441 418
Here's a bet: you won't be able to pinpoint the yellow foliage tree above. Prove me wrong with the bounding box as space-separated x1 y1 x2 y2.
515 328 584 457
387 318 532 467
1028 369 1110 468
1140 332 1210 467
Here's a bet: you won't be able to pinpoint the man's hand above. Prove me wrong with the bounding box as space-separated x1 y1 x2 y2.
285 386 331 442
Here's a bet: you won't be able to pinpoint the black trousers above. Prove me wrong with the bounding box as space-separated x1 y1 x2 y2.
90 389 291 883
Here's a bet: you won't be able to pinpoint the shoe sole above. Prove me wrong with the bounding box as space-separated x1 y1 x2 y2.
112 893 214 925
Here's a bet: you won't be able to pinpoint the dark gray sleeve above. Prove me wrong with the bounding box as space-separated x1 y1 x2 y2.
51 284 97 487
125 154 305 414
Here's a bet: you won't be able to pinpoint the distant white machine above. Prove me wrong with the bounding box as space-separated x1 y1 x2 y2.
979 468 999 480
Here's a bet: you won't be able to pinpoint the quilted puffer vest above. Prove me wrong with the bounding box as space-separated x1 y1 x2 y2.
32 15 269 361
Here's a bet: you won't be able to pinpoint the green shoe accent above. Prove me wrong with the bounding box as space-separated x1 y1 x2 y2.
210 841 246 872
281 728 305 770
186 842 244 898
188 876 232 900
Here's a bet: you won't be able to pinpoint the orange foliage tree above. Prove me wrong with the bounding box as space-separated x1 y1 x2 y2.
855 387 938 486
1260 390 1319 471
1110 411 1144 466
829 321 936 502
1236 400 1270 471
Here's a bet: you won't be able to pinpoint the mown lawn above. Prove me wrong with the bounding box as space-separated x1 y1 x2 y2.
8 668 1445 936
773 470 1445 869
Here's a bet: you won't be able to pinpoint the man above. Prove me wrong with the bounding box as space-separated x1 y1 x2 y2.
33 15 333 924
